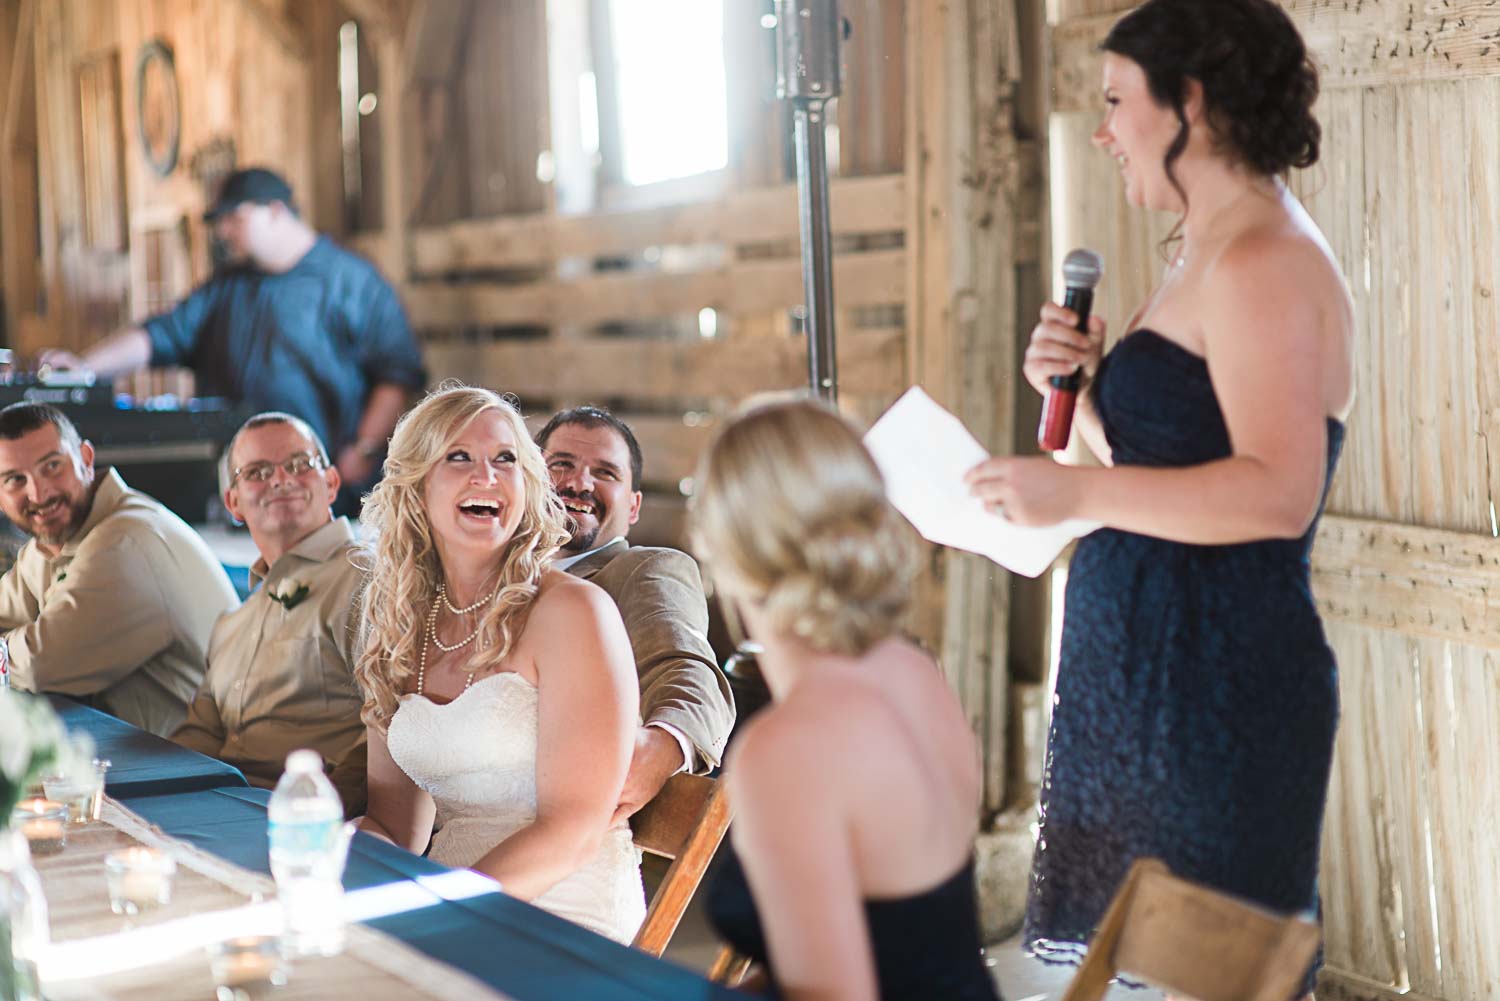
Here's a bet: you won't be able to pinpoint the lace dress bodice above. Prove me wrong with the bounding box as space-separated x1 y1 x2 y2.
387 671 645 943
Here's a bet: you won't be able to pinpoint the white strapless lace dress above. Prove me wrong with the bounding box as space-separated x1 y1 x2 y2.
386 671 646 942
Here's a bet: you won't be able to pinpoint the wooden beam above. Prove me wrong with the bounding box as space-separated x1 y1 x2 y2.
1316 969 1443 1001
339 0 408 42
1287 0 1500 90
403 0 469 85
372 24 411 285
32 0 82 351
1050 12 1114 116
409 173 906 274
421 328 907 401
232 0 309 61
1310 515 1500 649
403 248 906 328
0 0 38 345
627 414 716 488
906 0 1035 818
291 0 346 236
1053 3 1500 113
632 492 688 551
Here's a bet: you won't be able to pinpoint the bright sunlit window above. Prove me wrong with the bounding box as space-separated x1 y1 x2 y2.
608 0 728 185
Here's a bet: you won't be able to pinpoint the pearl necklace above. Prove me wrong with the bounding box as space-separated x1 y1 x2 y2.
415 593 478 695
438 580 496 616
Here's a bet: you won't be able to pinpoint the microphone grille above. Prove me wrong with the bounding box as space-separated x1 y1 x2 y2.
1061 248 1104 290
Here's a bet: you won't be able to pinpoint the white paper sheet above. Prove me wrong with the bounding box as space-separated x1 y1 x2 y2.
863 386 1100 578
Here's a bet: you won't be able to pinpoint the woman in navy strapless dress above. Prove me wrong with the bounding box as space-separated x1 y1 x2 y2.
966 3 1353 996
695 400 999 1001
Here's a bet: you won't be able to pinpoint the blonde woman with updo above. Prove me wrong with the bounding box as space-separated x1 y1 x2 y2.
697 399 1001 1001
354 384 646 942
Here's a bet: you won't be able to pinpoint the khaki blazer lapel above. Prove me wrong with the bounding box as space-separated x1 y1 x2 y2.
564 538 630 580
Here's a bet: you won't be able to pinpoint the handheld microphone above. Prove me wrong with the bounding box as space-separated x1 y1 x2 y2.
1038 248 1105 452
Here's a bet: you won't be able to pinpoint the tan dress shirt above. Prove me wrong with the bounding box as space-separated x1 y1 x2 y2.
0 468 240 736
172 518 369 816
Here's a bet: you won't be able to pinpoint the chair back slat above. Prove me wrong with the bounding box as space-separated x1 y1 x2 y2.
1061 859 1321 1001
630 774 732 956
632 773 717 859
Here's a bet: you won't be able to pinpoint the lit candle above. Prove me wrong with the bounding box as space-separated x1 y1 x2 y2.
104 846 176 914
10 798 67 855
208 935 288 993
220 950 274 986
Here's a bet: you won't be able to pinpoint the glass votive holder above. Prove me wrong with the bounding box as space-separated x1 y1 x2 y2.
9 798 67 856
104 846 177 915
207 935 288 1000
43 757 111 825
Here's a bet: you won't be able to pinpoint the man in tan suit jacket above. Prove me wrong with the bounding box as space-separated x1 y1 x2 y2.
537 406 735 822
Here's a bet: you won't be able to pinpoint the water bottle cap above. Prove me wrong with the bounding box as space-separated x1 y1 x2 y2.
285 749 323 774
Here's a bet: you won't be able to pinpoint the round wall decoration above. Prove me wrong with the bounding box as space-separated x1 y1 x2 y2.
135 39 181 177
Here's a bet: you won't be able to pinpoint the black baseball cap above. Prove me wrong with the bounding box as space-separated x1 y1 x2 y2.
203 167 295 221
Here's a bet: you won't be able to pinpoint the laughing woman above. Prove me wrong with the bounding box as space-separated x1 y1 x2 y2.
354 384 646 942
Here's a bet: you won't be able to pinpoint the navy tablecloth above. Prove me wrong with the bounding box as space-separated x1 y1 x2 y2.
125 786 738 1001
47 694 249 798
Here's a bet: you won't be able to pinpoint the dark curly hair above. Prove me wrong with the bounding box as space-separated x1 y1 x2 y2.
1103 0 1320 206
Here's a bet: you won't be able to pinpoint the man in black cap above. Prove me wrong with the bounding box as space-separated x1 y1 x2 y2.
40 167 425 506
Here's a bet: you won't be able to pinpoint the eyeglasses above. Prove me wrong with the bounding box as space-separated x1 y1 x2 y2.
232 452 326 485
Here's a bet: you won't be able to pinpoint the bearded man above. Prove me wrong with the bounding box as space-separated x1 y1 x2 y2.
0 403 238 735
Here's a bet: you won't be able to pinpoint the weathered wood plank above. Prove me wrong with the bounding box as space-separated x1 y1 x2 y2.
1288 0 1500 90
409 173 906 273
404 249 906 328
1320 624 1407 987
1053 3 1500 114
1049 12 1115 116
422 328 907 401
632 492 687 552
628 414 716 488
1310 515 1500 648
0 0 39 346
1472 80 1500 539
907 0 1038 818
1318 967 1444 1001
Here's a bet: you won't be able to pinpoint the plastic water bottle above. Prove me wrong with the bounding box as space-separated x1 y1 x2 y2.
268 749 346 956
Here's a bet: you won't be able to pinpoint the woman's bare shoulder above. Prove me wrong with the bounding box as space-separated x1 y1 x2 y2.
1211 210 1347 302
524 570 631 678
532 567 611 615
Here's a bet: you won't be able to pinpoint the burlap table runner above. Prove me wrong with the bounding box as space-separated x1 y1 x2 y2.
28 797 517 1001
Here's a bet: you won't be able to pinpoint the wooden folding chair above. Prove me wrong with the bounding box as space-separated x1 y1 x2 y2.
708 945 755 987
1061 858 1321 1001
630 772 733 956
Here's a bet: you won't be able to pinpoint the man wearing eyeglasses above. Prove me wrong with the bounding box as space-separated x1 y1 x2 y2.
0 402 239 735
172 412 368 815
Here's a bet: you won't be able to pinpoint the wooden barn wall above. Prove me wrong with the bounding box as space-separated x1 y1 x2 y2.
14 0 315 362
1049 2 1500 998
394 0 916 551
364 0 1040 816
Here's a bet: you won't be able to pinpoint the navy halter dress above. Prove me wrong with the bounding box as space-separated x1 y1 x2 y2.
1024 328 1343 989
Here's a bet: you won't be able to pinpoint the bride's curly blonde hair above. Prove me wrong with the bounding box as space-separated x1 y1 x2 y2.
690 397 916 656
354 384 568 731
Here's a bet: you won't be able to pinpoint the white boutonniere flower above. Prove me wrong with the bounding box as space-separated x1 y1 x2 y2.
268 576 310 610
